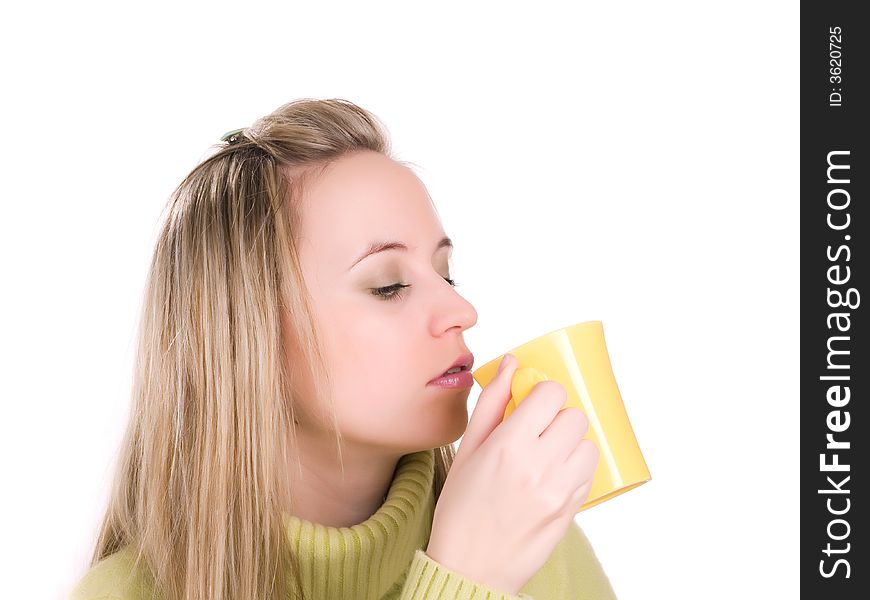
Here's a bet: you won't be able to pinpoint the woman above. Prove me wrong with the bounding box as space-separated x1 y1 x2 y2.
70 98 617 600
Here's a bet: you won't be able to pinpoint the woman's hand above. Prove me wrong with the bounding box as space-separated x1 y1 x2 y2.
426 353 600 595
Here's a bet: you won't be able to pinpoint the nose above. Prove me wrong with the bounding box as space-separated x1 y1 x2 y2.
430 278 478 335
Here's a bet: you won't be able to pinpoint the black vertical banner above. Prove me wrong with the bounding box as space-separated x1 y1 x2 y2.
802 2 869 596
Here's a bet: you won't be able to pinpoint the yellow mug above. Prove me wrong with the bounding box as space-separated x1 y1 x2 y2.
471 320 651 512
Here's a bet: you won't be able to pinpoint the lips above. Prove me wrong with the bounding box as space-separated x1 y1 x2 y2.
429 352 474 383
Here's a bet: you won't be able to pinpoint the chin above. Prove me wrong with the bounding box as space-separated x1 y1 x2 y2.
409 412 468 450
446 406 470 444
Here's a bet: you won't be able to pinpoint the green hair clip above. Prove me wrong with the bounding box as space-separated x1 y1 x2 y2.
220 128 246 142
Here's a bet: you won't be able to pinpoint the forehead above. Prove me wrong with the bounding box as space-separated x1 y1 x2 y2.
295 151 444 265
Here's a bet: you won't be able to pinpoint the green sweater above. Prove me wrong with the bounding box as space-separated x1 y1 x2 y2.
70 448 618 599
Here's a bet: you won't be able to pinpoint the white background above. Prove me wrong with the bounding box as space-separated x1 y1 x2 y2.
0 1 798 598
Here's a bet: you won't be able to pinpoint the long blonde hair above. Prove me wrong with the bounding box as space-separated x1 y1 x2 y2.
88 98 457 600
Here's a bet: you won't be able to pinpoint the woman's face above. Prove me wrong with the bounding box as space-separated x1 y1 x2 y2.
286 150 479 454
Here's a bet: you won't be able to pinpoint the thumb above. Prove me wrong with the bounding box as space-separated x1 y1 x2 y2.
456 353 517 461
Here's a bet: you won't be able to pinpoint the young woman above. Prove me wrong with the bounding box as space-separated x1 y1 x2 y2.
70 98 617 600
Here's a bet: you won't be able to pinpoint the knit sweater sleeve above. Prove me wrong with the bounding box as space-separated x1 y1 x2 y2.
399 549 534 600
519 520 619 599
399 521 618 600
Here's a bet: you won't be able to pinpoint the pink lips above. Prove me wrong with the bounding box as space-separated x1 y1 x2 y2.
428 352 475 387
427 370 474 388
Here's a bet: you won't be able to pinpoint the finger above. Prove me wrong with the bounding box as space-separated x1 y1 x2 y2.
566 479 594 513
538 406 589 463
555 438 600 495
500 379 568 441
457 353 517 459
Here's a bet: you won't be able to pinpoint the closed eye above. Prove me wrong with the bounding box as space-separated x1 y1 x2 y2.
372 277 457 302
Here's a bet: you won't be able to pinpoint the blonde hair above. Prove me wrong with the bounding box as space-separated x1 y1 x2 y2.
88 98 457 600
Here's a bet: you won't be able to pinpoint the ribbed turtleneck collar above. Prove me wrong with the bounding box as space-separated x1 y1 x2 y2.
282 448 436 600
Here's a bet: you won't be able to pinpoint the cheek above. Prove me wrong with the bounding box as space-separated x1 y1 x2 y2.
330 301 412 373
328 332 422 422
321 297 435 419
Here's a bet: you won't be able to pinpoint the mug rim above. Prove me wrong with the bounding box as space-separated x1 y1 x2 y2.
474 320 604 373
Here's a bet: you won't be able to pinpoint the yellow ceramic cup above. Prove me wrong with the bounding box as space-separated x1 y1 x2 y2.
471 320 651 512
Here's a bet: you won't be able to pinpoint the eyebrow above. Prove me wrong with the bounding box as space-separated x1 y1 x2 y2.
347 236 453 271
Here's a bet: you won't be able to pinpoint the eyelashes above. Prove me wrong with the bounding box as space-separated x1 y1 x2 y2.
372 277 457 302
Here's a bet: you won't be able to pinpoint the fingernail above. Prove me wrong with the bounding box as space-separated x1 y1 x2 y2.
497 353 512 375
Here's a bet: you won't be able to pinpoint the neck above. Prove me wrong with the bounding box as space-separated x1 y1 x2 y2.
286 432 403 527
282 449 437 600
